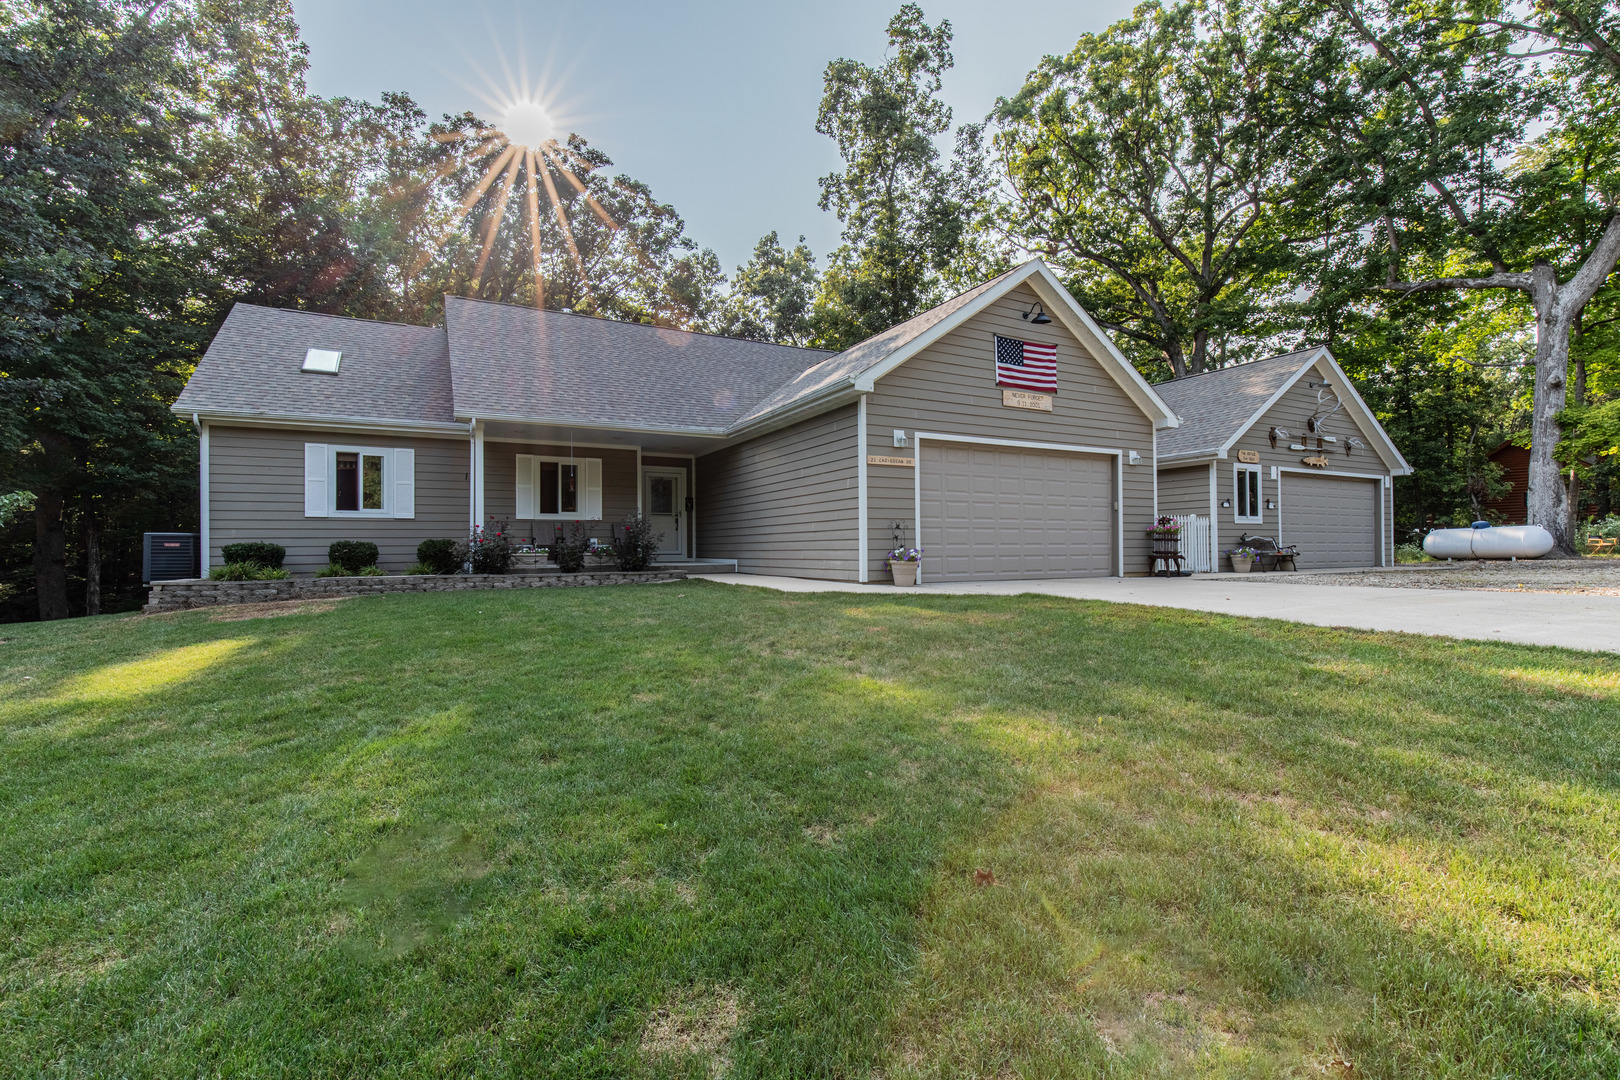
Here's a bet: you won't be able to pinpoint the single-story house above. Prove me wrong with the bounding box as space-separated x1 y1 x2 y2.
1153 347 1413 570
173 259 1408 580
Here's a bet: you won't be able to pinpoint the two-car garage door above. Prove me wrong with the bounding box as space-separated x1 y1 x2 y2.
919 442 1113 581
1281 473 1381 568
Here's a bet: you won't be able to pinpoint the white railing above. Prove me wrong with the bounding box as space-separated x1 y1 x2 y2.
1171 514 1213 573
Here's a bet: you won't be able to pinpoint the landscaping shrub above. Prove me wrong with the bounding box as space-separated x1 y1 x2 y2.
1395 541 1429 563
415 538 460 575
552 522 591 573
328 541 379 572
219 542 286 569
208 562 291 582
610 514 663 571
403 563 435 575
314 564 346 578
353 565 387 577
462 520 514 574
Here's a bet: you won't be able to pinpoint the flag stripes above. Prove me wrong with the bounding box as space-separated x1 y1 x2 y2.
994 335 1057 393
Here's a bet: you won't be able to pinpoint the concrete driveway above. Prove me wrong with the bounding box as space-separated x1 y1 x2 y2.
692 573 1620 654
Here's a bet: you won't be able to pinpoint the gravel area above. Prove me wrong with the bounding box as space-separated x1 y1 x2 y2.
1230 558 1620 595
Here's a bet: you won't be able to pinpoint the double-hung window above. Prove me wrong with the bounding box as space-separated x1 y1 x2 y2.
1234 465 1262 523
303 443 415 519
335 451 387 513
515 455 603 519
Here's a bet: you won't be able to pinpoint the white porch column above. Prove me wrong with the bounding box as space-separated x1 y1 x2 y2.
471 421 486 530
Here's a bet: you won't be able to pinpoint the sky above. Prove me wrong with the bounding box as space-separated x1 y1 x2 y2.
290 0 1137 275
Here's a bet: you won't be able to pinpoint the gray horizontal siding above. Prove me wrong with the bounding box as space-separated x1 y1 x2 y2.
1157 465 1212 518
695 405 858 580
207 424 468 573
865 282 1157 577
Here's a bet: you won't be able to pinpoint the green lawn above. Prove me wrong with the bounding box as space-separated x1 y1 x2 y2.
1 583 1617 1078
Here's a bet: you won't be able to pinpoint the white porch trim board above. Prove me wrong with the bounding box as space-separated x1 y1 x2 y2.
199 419 210 569
857 394 869 584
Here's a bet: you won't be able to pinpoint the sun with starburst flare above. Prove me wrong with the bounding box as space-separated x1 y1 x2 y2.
413 68 619 309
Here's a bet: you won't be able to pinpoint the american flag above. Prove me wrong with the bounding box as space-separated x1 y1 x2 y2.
994 335 1057 393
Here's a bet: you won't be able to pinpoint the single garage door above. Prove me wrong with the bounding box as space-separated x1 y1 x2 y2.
920 442 1113 581
1280 473 1380 568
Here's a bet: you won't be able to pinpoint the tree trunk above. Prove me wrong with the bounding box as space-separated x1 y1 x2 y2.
81 494 101 617
1524 262 1575 556
34 490 69 621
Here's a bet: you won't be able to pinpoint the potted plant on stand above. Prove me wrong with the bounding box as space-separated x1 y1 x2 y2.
887 546 923 586
1149 516 1183 576
1225 546 1257 573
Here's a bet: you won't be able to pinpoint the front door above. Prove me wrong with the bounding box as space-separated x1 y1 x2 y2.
643 468 686 558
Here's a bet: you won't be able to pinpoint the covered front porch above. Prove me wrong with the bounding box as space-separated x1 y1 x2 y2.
469 418 716 563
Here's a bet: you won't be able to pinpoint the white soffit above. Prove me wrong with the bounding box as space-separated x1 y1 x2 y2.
302 348 342 374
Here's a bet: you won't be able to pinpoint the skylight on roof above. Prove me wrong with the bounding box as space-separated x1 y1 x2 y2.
302 348 341 374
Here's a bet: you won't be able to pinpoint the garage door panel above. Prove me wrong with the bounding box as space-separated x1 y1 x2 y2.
921 442 1113 581
1281 475 1379 568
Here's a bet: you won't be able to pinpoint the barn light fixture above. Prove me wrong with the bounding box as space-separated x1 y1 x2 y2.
1022 302 1052 325
1266 499 1276 510
1220 499 1232 508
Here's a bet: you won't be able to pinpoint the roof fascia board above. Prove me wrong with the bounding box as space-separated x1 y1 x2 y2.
1211 348 1411 476
1020 267 1180 429
1310 351 1414 475
174 407 467 439
724 381 863 442
851 265 1038 394
848 261 1180 431
1157 452 1224 468
1214 348 1327 459
456 409 727 439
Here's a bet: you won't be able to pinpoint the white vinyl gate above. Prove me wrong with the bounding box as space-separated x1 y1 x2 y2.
1171 514 1213 573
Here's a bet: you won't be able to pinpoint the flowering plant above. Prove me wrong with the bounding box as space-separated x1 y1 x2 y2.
1224 546 1257 559
463 518 515 574
1150 515 1182 535
886 546 923 565
514 544 550 555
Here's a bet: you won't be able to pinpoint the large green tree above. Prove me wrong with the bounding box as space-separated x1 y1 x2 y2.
717 232 819 345
811 5 987 349
1274 0 1620 553
0 0 205 620
996 0 1298 379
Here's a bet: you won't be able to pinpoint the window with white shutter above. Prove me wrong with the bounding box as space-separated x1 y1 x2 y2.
513 454 604 519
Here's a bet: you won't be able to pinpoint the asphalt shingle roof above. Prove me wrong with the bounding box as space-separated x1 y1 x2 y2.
443 297 832 431
733 268 1019 427
1153 349 1319 458
174 304 456 424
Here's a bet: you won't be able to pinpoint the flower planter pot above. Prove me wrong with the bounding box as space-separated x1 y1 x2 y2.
890 561 919 587
1229 555 1254 573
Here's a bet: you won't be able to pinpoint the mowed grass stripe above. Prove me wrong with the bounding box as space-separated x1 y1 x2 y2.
0 582 1613 1078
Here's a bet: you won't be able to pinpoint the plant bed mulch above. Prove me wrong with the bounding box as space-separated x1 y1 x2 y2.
143 569 686 612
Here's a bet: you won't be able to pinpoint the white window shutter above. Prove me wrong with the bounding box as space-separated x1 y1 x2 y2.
392 448 415 518
515 454 536 518
583 458 603 519
304 444 328 517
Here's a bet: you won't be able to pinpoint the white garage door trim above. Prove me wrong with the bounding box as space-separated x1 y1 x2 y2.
1277 467 1389 568
913 432 1123 583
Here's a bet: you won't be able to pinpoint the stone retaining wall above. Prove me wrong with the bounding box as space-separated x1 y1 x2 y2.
144 570 687 613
